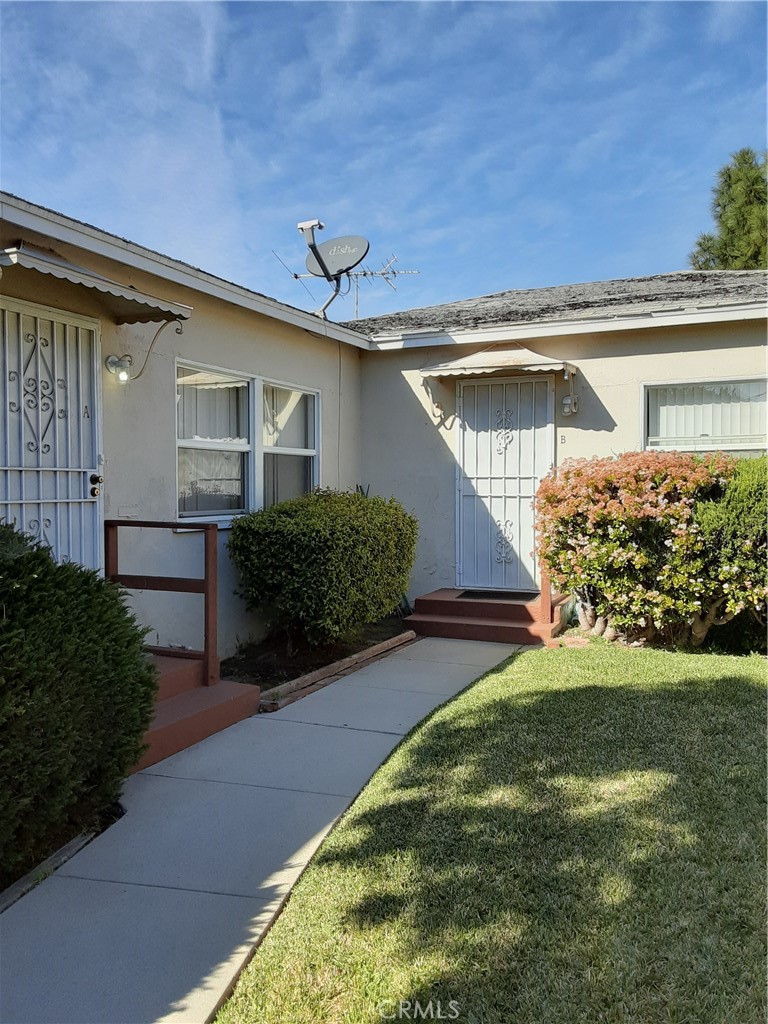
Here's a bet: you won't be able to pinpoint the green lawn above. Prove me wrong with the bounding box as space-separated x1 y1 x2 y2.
217 644 767 1024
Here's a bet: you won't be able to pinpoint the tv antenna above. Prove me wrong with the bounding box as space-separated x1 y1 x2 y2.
292 220 420 319
346 255 420 319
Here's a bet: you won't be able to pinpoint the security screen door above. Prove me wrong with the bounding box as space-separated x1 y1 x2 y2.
1 298 103 570
457 376 553 590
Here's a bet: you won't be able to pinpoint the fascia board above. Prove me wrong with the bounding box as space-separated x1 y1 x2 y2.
0 194 371 351
369 303 767 350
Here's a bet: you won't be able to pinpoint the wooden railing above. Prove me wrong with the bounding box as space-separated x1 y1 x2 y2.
104 519 219 684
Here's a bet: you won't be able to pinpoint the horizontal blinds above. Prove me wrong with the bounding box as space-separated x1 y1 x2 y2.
647 380 766 450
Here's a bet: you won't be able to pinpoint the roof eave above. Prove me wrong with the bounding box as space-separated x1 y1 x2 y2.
0 193 372 351
368 302 767 350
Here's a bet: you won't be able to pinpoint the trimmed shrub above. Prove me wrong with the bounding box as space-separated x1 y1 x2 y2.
0 525 156 888
695 454 768 648
535 450 737 646
228 489 418 646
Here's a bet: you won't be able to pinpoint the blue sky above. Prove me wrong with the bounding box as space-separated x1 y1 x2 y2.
1 1 765 319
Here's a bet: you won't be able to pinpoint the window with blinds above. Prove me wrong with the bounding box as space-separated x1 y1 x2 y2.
646 379 766 453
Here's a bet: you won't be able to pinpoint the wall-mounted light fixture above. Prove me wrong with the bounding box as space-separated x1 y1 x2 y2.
561 364 579 416
105 353 133 384
104 318 184 387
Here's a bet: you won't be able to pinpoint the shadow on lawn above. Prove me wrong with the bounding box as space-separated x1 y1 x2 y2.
315 671 766 1024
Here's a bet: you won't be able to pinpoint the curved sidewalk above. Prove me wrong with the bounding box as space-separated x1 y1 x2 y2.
0 637 518 1024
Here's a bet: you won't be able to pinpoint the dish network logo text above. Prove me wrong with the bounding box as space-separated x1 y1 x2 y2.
327 243 359 256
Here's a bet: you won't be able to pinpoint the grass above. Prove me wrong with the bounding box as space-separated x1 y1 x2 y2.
216 644 767 1024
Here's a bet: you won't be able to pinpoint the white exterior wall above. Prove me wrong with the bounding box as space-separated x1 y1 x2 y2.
1 249 362 656
360 320 767 599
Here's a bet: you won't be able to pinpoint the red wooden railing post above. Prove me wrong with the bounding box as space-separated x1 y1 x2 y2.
104 522 118 580
103 519 219 685
203 524 219 685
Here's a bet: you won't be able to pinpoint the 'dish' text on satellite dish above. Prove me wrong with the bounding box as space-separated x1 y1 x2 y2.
305 235 370 278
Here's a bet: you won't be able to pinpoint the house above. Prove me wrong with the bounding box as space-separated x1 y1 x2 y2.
341 272 767 639
2 191 765 758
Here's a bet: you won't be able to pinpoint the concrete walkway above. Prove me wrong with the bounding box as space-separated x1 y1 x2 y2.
0 638 518 1024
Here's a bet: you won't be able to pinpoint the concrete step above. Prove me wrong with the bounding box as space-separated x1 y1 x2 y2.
150 654 205 701
134 681 262 772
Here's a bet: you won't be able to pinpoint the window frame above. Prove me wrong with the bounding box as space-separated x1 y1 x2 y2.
176 359 321 524
641 374 767 454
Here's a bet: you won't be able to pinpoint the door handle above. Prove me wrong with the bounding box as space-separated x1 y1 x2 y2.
90 473 104 485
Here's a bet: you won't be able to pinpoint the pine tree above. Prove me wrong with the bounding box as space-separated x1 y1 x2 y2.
689 148 767 270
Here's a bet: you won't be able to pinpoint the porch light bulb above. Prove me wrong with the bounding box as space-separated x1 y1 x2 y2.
105 354 133 384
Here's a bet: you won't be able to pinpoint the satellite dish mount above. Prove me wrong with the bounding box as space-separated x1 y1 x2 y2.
296 219 369 319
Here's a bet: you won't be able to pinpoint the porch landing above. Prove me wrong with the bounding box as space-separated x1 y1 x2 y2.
405 588 569 646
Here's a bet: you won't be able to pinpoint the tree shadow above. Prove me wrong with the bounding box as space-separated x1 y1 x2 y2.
313 672 766 1024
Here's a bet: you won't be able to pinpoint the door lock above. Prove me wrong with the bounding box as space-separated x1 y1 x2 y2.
90 473 104 485
90 486 101 497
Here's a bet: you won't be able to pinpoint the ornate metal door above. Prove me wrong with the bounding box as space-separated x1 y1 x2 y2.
1 298 103 570
457 376 553 590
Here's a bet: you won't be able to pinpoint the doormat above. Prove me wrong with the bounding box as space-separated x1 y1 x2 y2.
459 590 539 601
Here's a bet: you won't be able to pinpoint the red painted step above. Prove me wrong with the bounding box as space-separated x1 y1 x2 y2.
413 589 542 623
406 613 548 645
150 655 204 701
135 680 261 772
134 654 260 772
405 589 570 646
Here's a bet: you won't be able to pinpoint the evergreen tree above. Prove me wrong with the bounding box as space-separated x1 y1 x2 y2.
689 148 767 270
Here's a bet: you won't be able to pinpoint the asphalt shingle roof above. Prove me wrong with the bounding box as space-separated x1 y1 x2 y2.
340 271 767 337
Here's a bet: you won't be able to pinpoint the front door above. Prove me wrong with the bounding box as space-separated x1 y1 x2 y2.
1 298 103 570
457 376 553 590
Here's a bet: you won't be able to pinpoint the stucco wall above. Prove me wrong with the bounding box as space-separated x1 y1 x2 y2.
2 226 764 636
359 320 767 598
1 244 362 656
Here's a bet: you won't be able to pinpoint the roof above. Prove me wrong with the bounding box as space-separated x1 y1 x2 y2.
0 192 371 350
342 271 767 341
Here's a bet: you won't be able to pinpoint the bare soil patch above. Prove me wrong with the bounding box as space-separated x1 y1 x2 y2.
221 616 407 692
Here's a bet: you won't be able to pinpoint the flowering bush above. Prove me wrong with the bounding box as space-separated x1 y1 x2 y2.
534 450 751 646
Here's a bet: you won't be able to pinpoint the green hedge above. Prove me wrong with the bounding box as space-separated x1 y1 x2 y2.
228 489 418 646
696 454 767 653
0 525 157 888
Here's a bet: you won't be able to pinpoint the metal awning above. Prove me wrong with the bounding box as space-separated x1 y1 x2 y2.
420 345 576 378
0 243 192 324
177 370 247 389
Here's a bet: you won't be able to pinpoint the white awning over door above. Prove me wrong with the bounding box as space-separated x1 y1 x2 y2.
420 345 576 378
0 243 192 324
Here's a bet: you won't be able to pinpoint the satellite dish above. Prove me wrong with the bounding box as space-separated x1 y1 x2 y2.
305 235 370 278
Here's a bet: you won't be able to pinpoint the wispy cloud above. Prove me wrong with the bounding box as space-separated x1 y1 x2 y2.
705 0 755 43
0 0 765 316
588 4 664 83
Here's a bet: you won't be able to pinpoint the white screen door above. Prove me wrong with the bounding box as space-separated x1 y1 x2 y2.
457 376 553 590
1 298 103 570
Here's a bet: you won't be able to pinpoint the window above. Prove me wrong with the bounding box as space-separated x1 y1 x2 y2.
177 365 319 517
263 385 316 508
646 379 766 454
